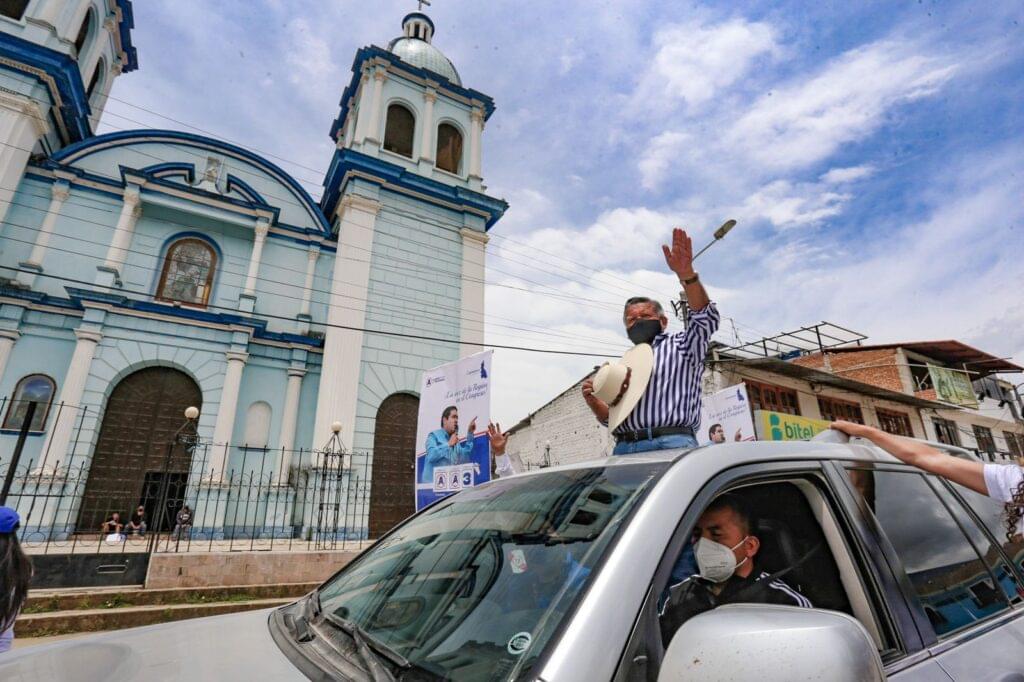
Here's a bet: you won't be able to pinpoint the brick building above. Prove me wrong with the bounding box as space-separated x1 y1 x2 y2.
793 341 1024 458
507 336 1024 469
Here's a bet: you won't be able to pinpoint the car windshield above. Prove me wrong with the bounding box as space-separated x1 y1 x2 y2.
316 461 666 681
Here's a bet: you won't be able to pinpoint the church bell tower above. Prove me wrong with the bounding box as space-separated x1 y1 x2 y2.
313 11 507 456
0 0 137 227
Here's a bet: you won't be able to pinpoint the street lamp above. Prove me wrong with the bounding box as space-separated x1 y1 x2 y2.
150 406 199 553
674 220 736 324
543 440 551 468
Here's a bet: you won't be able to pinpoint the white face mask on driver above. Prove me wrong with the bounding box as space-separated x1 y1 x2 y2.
694 536 750 583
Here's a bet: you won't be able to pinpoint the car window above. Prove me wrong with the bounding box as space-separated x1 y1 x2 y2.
316 462 666 682
849 468 1012 639
656 479 864 647
943 479 1024 599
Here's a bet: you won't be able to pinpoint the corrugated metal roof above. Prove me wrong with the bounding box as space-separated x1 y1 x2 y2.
824 340 1022 374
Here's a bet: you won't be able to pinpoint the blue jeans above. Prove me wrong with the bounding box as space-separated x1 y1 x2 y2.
612 432 698 455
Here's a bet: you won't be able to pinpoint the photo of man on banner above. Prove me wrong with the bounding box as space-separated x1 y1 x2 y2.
415 351 493 510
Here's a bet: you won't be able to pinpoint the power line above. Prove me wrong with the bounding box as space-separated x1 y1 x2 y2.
0 264 622 358
0 227 629 356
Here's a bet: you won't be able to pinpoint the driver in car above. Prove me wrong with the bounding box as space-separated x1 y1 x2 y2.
659 493 812 645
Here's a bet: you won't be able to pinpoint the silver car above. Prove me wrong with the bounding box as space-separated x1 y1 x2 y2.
3 433 1023 680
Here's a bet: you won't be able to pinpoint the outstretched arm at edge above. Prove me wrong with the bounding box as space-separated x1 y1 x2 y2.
831 420 987 496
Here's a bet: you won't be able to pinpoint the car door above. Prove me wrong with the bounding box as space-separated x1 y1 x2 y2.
830 461 1024 681
922 476 1024 680
613 459 950 681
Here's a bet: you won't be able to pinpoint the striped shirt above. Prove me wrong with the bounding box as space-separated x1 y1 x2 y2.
615 302 720 435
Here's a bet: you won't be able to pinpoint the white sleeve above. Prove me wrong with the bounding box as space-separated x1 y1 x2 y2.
494 452 524 478
494 454 515 478
983 464 1024 503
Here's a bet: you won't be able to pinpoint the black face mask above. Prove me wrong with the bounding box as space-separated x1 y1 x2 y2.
627 318 662 345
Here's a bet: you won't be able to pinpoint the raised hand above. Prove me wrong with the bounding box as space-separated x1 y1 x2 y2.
488 422 507 455
467 417 478 435
662 227 695 280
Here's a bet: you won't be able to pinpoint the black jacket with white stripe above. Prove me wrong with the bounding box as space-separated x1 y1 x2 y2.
660 564 812 645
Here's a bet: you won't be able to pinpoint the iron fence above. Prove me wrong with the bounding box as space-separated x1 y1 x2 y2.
0 395 387 555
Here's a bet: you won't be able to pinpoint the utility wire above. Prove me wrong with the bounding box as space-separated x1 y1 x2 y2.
0 264 622 358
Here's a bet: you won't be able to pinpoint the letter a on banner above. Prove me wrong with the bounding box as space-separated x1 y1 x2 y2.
414 351 493 510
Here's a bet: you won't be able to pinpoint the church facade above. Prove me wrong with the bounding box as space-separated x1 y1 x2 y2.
0 2 505 538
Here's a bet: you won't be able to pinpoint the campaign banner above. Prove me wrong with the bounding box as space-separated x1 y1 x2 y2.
754 410 831 441
415 350 492 511
697 384 756 446
928 364 978 408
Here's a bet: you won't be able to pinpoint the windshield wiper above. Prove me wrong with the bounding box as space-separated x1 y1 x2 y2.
323 612 410 680
282 592 320 643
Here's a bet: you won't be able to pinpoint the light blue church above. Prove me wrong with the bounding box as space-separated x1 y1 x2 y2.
0 2 506 539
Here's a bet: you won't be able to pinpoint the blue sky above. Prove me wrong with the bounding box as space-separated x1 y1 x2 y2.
102 1 1024 426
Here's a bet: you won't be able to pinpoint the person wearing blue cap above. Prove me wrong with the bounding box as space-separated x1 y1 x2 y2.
0 506 31 654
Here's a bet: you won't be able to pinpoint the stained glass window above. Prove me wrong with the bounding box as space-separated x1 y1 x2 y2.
3 374 56 432
157 238 216 306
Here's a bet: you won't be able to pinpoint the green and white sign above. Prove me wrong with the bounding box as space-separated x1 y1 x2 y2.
754 410 832 441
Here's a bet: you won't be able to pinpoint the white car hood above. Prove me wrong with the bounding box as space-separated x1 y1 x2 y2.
0 608 304 681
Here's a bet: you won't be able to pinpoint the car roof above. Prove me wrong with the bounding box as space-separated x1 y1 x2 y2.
509 436 982 479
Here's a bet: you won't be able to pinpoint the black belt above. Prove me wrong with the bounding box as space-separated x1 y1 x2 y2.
615 426 694 443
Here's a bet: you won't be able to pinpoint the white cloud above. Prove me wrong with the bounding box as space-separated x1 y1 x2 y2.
285 18 338 103
742 179 851 229
635 18 778 110
719 148 1024 358
820 165 875 184
726 41 958 171
638 131 690 190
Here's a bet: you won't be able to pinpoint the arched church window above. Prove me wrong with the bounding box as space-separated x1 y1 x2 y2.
383 104 415 158
75 7 95 56
87 58 104 101
0 1 29 20
435 123 463 175
3 374 56 432
156 238 217 307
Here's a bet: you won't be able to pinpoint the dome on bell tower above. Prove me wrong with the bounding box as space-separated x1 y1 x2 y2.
387 12 462 86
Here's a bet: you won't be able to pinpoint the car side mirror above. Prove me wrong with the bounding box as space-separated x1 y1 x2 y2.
658 604 884 682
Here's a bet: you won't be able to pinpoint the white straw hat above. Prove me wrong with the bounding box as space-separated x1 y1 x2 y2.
592 344 654 431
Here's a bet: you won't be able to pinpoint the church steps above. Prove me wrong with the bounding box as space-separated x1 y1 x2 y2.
15 598 293 638
23 581 316 614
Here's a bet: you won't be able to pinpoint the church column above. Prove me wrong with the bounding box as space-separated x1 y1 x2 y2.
313 194 381 459
468 107 484 190
240 217 270 313
276 367 305 481
299 246 320 318
243 217 270 295
365 68 387 145
0 92 49 230
38 328 101 472
17 181 70 288
210 351 248 482
79 15 115 94
297 245 319 335
98 186 142 285
459 228 489 354
352 74 371 144
418 88 437 168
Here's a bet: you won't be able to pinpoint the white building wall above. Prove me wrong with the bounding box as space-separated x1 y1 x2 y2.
506 375 612 469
